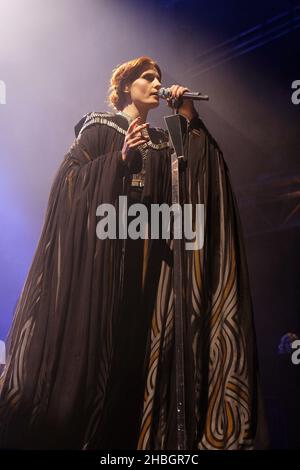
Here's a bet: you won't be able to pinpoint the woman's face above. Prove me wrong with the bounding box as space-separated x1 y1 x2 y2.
126 66 161 110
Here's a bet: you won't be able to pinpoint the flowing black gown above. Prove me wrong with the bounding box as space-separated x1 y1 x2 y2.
0 110 268 449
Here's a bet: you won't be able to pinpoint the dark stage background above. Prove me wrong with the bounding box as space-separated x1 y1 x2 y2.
0 0 299 449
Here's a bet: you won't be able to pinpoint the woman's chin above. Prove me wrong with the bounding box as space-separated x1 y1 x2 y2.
149 101 160 109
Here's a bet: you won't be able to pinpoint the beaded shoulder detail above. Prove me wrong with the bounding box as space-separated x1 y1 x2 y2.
77 112 127 138
77 111 170 150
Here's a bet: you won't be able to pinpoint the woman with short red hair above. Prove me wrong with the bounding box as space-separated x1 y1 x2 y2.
0 56 268 450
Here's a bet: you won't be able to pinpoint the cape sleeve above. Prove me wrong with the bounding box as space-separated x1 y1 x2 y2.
0 114 131 447
143 114 269 449
6 112 127 350
183 115 269 448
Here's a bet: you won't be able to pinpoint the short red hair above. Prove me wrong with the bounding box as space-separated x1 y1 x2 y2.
107 56 162 111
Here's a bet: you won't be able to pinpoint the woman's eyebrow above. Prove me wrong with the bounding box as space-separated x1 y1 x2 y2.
142 71 160 79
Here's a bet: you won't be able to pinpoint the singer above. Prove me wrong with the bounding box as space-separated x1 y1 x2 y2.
0 56 268 450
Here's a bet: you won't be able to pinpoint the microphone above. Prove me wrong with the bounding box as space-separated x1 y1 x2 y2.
158 87 209 101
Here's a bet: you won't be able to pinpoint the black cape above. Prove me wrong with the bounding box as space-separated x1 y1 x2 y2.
0 111 268 449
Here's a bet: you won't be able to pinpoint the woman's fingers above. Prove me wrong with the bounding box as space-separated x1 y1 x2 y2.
130 130 149 140
129 139 148 148
166 85 190 108
126 123 149 142
134 122 149 132
131 123 149 135
126 133 148 144
127 116 141 132
127 119 148 133
122 118 149 160
123 118 150 159
177 86 190 97
168 84 191 99
127 135 148 146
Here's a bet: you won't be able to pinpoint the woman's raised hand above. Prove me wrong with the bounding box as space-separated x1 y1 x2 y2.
121 117 150 162
166 84 198 121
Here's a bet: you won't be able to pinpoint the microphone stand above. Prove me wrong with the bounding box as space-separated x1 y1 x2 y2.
164 99 188 451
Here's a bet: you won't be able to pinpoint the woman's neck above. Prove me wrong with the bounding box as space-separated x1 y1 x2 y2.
121 103 148 124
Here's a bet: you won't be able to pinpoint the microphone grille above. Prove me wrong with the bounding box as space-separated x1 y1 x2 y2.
158 87 171 99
